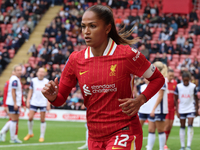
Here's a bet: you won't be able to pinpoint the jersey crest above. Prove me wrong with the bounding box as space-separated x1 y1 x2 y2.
109 64 117 76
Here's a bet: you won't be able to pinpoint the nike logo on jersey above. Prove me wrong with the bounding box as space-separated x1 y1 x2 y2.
79 71 88 75
112 146 123 149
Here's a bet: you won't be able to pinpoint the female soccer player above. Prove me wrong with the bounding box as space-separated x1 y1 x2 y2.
175 71 198 150
164 69 177 150
24 68 50 142
42 5 165 150
146 61 168 150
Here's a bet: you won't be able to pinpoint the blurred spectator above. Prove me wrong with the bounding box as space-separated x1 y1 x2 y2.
0 12 4 23
130 0 141 10
150 4 159 16
166 41 174 56
143 26 152 41
170 20 178 32
54 50 65 64
168 27 175 41
159 40 168 54
144 3 151 17
189 8 198 22
176 33 185 47
160 52 168 65
159 27 169 41
179 15 188 28
145 40 152 53
28 44 37 57
27 17 35 32
152 40 160 53
193 56 199 68
140 44 149 59
0 0 6 13
152 52 161 63
186 35 194 48
174 44 182 55
173 14 180 28
189 20 199 35
182 41 191 54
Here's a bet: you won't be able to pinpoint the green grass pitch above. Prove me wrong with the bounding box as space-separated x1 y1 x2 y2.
0 118 199 150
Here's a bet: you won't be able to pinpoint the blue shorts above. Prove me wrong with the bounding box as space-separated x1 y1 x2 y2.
180 112 195 119
30 105 47 112
8 105 20 114
138 113 155 122
154 114 166 122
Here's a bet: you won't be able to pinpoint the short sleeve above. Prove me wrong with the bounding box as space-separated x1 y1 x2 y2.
125 46 151 77
194 87 197 95
29 81 33 89
161 82 166 90
60 52 77 88
12 80 18 89
174 86 178 95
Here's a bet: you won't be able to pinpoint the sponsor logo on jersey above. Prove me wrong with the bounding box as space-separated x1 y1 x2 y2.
79 70 88 75
131 48 138 53
132 51 140 61
109 64 117 76
83 84 92 96
181 94 191 98
36 88 43 91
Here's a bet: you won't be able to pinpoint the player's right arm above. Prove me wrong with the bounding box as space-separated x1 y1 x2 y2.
3 81 9 113
42 52 77 106
12 88 18 110
174 86 179 118
26 89 33 109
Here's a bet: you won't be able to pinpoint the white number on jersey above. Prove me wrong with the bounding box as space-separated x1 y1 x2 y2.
114 134 129 147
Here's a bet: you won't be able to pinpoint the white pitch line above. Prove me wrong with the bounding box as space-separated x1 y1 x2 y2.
0 141 85 148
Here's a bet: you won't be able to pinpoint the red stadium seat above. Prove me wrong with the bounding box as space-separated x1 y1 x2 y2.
60 64 65 71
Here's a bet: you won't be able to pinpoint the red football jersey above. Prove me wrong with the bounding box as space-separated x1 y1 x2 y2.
59 39 152 141
167 79 177 111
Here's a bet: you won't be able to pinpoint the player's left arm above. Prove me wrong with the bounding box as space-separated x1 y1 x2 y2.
119 47 164 116
150 89 164 117
194 87 198 116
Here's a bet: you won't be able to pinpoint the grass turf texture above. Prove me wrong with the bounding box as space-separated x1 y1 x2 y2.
0 118 199 150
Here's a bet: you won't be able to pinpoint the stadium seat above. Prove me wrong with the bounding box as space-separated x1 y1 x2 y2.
197 92 200 99
60 64 65 71
172 54 179 62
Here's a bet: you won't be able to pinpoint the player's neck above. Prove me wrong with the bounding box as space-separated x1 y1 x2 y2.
90 39 109 57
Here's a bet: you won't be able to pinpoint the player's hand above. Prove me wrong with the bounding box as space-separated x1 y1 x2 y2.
47 105 51 111
150 110 155 117
3 106 8 114
14 104 18 111
42 78 59 101
26 102 30 109
23 106 26 112
176 111 180 118
119 94 146 116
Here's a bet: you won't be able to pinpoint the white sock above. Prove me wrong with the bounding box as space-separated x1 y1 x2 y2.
14 134 18 139
147 132 156 150
0 120 11 134
40 122 46 138
180 127 185 148
158 132 166 150
28 120 33 135
85 124 88 146
187 126 194 147
10 121 17 140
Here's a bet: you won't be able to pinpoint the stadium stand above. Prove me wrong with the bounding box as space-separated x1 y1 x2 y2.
0 0 200 109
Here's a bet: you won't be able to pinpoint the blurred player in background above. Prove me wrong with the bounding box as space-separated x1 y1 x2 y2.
42 5 165 150
147 61 168 150
0 71 26 142
137 79 156 126
5 65 23 143
164 69 177 150
24 68 50 142
175 71 198 150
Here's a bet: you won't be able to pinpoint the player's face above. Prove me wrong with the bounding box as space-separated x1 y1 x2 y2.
81 11 110 48
168 72 174 82
15 66 22 78
183 77 190 86
37 69 45 80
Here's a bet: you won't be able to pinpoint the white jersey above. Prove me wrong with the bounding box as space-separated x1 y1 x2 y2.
138 84 155 114
6 75 22 106
174 82 197 114
30 77 49 107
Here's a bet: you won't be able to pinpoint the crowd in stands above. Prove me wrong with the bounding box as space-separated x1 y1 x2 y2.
1 0 200 109
0 0 54 75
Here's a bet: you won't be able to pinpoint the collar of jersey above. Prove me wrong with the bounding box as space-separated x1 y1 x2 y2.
85 38 117 59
